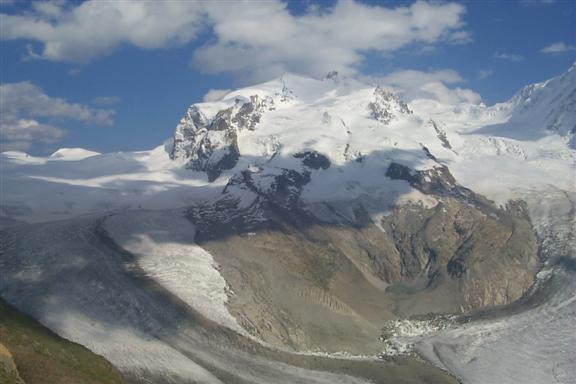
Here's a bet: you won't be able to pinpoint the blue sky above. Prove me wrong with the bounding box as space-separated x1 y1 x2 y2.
1 0 574 155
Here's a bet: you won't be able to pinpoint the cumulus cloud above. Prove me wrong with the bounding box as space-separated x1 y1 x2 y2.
1 119 65 151
418 82 481 104
541 42 575 54
1 1 206 63
494 52 524 62
0 81 113 151
194 1 468 81
202 89 232 102
374 69 481 104
1 1 469 81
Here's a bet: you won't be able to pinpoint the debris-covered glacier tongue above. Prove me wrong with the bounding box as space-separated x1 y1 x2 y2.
0 66 575 383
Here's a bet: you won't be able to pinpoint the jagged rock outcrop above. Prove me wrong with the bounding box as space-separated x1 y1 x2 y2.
171 95 275 181
190 166 312 242
369 86 413 125
293 150 331 170
429 120 452 150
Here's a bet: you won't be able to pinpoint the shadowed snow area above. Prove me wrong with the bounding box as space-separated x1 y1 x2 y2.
104 210 243 333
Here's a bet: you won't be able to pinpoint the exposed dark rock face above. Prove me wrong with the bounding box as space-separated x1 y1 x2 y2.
193 127 240 182
171 95 274 181
170 105 208 160
191 166 312 241
368 86 412 125
227 167 311 211
386 162 464 198
447 258 466 278
232 95 275 131
268 169 312 209
293 151 331 169
170 105 240 181
343 144 363 163
378 198 537 306
430 120 453 150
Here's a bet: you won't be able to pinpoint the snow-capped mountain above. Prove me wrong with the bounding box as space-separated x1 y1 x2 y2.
2 67 573 223
1 66 574 384
475 63 576 141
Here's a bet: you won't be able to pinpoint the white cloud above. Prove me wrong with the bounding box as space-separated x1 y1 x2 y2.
1 119 65 142
494 52 524 62
374 69 481 104
541 42 575 54
195 0 468 81
1 1 469 81
202 89 232 102
1 1 206 63
478 69 493 79
447 30 473 45
419 82 481 104
0 81 113 151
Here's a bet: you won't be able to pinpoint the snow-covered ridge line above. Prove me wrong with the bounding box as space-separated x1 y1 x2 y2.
1 65 574 223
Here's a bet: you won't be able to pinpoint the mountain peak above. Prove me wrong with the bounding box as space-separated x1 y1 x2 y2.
169 72 419 183
50 148 101 160
505 63 576 137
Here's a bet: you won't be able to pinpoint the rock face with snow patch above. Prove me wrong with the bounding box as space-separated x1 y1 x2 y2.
171 95 275 180
293 151 331 170
166 74 544 347
369 86 413 125
183 152 539 352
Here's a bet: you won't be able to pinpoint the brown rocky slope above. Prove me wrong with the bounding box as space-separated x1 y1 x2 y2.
188 162 540 354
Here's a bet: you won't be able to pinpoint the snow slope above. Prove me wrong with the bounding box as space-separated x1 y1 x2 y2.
0 142 221 222
49 147 101 160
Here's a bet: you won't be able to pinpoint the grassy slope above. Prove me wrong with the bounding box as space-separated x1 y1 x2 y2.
0 298 124 384
0 341 24 384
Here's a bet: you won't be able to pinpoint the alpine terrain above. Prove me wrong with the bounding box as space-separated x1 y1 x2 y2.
1 65 574 384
